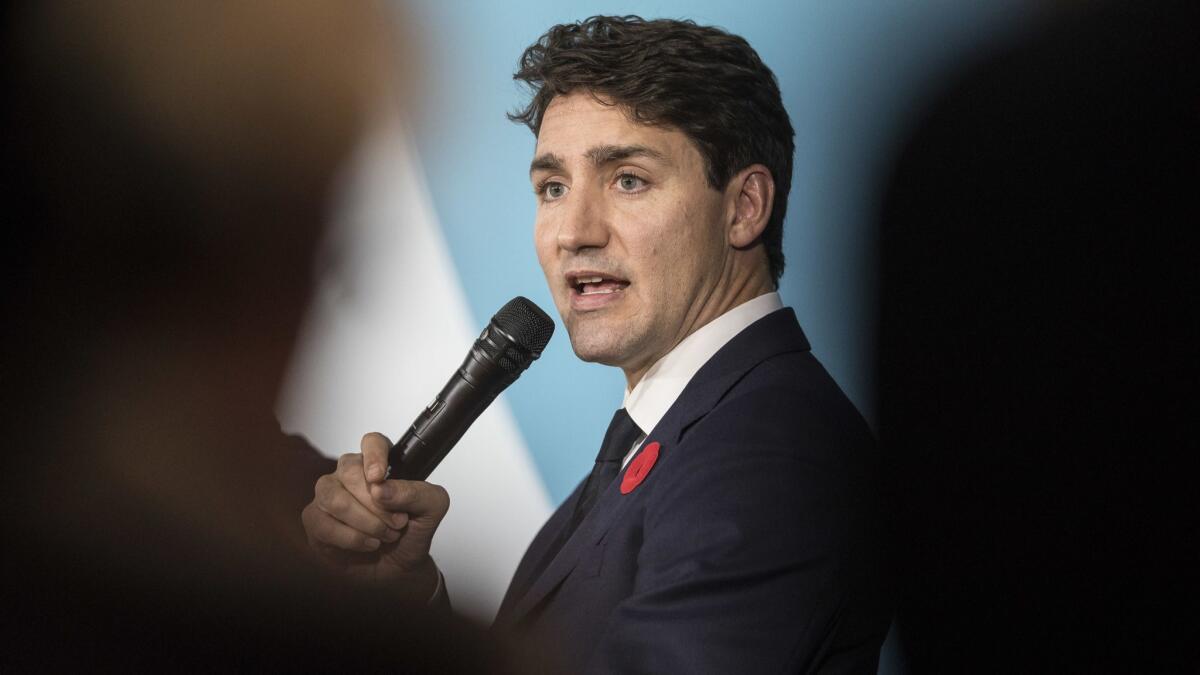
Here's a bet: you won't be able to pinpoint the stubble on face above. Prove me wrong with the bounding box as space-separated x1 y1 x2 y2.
531 92 734 385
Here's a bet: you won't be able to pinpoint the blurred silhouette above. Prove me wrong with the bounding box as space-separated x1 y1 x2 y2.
0 2 513 670
878 1 1198 672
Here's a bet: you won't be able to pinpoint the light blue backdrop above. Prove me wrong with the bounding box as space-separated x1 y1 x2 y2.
406 0 1027 505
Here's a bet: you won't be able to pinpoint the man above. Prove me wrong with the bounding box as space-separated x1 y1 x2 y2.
302 16 889 672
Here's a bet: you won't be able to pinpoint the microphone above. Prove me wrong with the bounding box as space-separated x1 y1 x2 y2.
386 296 555 481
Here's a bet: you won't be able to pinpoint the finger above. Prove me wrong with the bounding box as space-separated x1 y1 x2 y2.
370 480 449 522
313 475 401 542
360 432 392 484
301 501 384 553
335 453 408 528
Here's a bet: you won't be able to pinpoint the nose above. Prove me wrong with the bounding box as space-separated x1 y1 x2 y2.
556 183 609 253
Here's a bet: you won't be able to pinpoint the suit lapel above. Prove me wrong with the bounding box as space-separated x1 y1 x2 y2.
499 309 811 625
650 308 811 445
506 462 641 621
494 478 585 623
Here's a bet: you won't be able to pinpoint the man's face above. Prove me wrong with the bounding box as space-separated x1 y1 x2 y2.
531 91 732 381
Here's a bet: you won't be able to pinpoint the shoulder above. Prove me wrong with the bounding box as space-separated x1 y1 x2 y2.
640 349 878 534
681 349 874 464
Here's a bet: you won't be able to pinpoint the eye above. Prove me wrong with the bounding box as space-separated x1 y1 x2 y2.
536 179 568 201
615 172 648 193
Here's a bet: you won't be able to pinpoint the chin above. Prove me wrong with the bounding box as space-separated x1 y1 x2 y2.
568 340 620 366
566 330 631 367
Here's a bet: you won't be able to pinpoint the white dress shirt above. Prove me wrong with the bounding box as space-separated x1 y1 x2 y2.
620 291 785 466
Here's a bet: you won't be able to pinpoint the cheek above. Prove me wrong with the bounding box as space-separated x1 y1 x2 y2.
647 205 705 265
533 219 555 271
679 199 726 265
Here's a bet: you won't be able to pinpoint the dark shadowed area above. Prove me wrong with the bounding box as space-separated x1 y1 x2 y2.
879 1 1198 671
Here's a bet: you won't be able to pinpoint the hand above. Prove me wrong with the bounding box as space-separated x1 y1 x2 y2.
301 432 449 597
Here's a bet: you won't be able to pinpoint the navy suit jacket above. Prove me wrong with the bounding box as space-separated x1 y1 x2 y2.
493 309 890 673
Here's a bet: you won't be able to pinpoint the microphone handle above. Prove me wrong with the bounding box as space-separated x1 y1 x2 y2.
386 345 516 481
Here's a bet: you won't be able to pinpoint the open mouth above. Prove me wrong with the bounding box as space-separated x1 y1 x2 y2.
568 272 631 297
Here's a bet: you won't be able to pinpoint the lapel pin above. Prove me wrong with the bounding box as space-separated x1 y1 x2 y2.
620 441 661 494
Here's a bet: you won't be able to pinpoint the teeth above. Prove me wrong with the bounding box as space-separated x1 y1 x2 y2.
580 288 617 296
576 276 604 284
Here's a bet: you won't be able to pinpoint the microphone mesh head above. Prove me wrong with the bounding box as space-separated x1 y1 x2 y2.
491 296 555 354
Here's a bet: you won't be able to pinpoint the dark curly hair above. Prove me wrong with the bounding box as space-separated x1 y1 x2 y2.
510 15 795 285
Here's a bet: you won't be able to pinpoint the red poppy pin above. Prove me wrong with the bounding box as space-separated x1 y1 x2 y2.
621 441 661 494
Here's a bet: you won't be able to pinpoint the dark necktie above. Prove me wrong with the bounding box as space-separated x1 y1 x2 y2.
570 407 643 528
526 408 643 585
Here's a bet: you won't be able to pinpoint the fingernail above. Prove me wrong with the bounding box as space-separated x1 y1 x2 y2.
392 513 409 529
372 483 392 500
365 538 381 550
366 464 383 482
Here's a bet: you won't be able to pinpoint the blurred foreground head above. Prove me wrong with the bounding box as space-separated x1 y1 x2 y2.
3 0 403 535
0 3 510 670
4 0 396 548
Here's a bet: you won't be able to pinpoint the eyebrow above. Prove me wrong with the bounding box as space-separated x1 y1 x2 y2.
586 144 668 166
529 152 565 175
529 144 669 175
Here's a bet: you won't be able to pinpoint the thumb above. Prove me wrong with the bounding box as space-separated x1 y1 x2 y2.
360 432 392 484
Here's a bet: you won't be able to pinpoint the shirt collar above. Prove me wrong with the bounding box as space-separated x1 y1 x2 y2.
622 291 784 438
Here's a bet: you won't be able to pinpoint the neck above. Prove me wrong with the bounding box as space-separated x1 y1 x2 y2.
622 267 774 390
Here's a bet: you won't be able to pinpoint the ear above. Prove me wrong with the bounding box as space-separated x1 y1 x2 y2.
727 164 775 248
